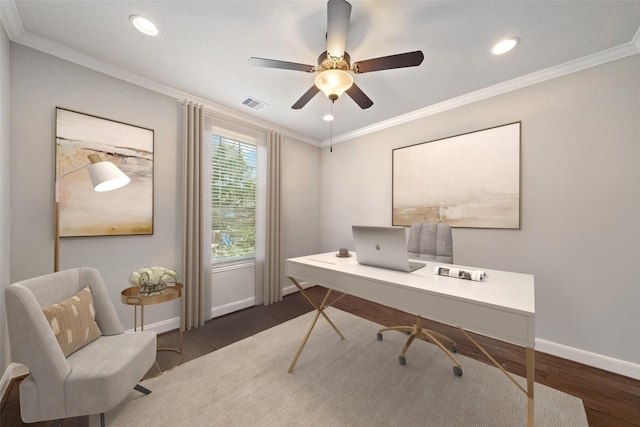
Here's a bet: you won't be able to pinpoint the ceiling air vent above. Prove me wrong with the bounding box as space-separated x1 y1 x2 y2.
241 96 268 111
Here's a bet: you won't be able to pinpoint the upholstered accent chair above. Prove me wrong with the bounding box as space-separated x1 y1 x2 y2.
5 267 157 426
378 222 462 375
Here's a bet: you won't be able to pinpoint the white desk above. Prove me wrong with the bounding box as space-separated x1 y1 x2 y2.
286 252 535 426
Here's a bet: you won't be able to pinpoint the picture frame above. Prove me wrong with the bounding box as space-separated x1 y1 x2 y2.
55 107 154 237
392 122 521 229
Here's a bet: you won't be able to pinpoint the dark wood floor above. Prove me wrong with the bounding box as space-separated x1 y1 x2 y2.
2 286 639 426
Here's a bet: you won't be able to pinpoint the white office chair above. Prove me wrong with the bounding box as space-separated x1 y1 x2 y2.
377 222 463 376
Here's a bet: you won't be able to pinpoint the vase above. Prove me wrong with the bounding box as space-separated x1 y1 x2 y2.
138 282 167 296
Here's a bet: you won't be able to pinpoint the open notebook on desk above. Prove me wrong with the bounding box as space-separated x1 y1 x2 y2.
352 225 426 272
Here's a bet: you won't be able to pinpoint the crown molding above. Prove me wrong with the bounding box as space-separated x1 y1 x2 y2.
3 0 637 150
323 38 640 147
0 0 23 39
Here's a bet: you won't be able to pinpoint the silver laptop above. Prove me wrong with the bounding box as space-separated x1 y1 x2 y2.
352 225 426 272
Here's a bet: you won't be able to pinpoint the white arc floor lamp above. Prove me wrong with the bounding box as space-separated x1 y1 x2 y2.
55 154 131 272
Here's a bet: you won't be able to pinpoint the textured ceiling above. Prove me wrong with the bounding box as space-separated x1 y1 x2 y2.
3 1 640 144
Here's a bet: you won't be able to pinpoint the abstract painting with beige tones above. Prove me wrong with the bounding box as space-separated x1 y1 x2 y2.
393 122 520 229
56 108 154 237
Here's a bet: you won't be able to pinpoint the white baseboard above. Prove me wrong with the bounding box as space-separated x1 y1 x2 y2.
119 284 640 382
283 280 313 296
536 338 640 380
131 282 314 333
123 315 181 335
208 281 314 319
4 290 638 407
211 297 255 319
1 363 29 403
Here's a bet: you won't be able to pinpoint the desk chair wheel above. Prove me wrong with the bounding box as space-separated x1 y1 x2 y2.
450 345 457 353
399 356 406 365
377 332 383 341
453 366 463 377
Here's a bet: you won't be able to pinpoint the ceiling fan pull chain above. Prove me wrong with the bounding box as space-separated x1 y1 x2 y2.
330 102 333 153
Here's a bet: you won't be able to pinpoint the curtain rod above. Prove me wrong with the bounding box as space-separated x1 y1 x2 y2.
177 99 320 147
177 99 269 133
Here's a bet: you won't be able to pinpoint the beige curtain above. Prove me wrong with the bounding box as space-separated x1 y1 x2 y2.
263 130 282 304
181 100 210 329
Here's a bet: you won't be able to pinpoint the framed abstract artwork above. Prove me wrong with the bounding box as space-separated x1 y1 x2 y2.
55 107 154 237
392 122 521 229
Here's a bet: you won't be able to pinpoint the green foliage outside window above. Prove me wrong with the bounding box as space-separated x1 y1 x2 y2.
211 136 257 261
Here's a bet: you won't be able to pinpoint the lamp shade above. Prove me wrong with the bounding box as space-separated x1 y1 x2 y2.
88 161 131 192
314 69 354 101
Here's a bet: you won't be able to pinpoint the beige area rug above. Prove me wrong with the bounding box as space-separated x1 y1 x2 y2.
93 308 587 426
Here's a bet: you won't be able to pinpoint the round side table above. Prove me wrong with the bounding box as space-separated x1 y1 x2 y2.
121 283 183 377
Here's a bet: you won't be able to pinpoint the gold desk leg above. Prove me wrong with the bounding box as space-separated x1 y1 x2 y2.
179 292 183 353
287 277 346 373
527 346 535 427
459 327 535 425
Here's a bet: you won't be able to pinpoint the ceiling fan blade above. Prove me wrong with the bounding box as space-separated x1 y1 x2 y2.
352 50 424 74
292 85 321 109
248 57 315 73
345 82 373 109
326 0 352 59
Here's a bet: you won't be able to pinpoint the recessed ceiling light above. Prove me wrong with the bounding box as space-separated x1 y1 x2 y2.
323 114 335 121
130 15 159 36
492 37 519 55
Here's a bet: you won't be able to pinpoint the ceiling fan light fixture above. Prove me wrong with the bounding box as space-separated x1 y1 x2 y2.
323 113 335 121
130 15 159 36
492 37 519 55
315 69 353 101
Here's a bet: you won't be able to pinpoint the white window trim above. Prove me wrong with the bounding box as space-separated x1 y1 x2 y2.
212 126 256 145
211 258 255 273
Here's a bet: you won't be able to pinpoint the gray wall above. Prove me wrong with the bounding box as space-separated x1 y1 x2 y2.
281 135 321 261
10 44 182 329
319 54 640 369
0 22 11 376
5 35 638 379
8 44 321 339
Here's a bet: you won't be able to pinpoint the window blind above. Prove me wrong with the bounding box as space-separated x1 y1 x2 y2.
211 135 257 262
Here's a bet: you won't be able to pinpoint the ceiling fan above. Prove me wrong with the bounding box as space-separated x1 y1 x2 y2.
248 0 424 110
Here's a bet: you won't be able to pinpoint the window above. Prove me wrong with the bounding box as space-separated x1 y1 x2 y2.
211 134 257 263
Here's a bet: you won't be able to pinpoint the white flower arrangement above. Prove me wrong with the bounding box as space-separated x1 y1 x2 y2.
129 266 177 296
